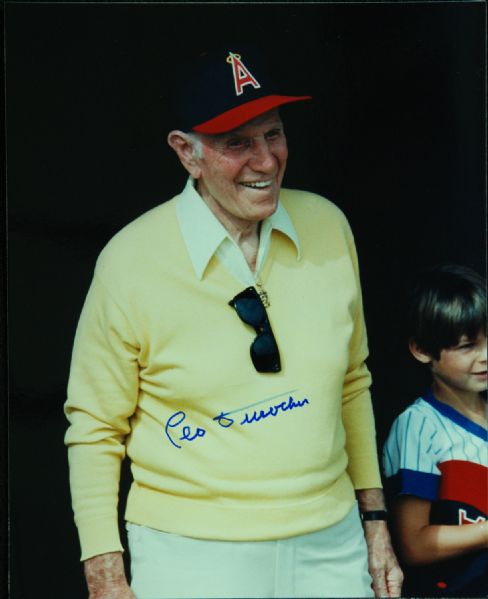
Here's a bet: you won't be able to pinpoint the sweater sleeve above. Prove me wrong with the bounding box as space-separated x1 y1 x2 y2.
341 223 382 490
64 269 140 561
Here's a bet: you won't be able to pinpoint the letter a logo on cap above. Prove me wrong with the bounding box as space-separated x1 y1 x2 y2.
226 52 261 96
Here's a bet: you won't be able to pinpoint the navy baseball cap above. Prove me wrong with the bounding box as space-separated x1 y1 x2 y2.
173 47 311 134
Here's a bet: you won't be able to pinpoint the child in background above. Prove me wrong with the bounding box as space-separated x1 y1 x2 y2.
383 264 487 597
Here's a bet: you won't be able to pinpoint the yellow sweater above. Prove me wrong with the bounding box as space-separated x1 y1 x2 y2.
64 187 381 561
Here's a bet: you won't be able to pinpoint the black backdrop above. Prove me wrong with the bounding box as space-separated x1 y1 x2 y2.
6 2 485 598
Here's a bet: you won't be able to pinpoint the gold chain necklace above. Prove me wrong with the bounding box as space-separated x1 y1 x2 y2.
255 276 270 308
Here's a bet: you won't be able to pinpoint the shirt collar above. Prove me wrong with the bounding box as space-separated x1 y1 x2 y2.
176 177 301 280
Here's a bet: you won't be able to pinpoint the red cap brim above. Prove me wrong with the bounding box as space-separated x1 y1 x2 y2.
192 95 312 134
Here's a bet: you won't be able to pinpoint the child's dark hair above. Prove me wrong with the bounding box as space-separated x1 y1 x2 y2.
407 264 486 360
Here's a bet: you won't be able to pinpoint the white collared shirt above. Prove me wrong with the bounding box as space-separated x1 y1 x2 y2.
176 177 301 286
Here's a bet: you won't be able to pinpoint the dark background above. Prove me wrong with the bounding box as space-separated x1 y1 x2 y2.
6 2 485 598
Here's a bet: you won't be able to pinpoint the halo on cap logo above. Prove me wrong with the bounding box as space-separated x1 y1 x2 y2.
226 52 261 96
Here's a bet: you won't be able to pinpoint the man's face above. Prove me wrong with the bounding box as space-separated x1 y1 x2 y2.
194 110 288 232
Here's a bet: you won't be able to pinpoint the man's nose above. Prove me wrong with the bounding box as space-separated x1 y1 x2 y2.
249 138 276 171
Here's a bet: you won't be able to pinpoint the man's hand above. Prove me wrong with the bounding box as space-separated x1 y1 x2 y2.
356 488 403 598
362 519 403 598
84 551 136 599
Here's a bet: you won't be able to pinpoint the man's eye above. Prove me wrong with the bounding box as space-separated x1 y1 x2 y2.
226 138 249 150
265 129 282 140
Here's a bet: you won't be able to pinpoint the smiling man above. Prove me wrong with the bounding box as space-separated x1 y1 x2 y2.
168 110 287 273
64 48 403 599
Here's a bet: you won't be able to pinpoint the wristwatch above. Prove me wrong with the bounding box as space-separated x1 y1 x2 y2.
360 510 388 521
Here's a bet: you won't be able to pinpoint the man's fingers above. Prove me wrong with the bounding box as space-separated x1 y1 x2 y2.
371 564 403 598
387 566 404 597
370 568 388 598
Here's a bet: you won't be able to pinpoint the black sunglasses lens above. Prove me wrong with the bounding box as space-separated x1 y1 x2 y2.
233 297 266 327
251 332 281 372
230 287 281 373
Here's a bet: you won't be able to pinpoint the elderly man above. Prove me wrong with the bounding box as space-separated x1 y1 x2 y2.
65 48 402 599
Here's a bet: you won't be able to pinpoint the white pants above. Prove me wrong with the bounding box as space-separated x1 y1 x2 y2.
127 502 373 598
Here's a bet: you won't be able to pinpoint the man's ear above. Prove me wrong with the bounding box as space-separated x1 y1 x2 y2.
167 131 201 179
408 339 433 364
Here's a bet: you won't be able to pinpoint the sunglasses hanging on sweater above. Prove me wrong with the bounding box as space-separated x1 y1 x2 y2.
229 286 281 373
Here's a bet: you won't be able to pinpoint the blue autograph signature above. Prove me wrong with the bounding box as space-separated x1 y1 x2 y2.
213 390 308 427
165 411 206 449
240 395 309 425
164 390 310 449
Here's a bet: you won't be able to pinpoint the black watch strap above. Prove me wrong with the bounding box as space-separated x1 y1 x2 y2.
361 509 388 521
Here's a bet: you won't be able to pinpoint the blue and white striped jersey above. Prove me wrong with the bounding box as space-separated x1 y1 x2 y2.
383 391 488 596
383 390 487 501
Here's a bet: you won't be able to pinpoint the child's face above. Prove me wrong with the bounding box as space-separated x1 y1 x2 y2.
431 332 487 395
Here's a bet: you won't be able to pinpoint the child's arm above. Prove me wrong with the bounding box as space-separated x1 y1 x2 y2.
394 495 488 565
